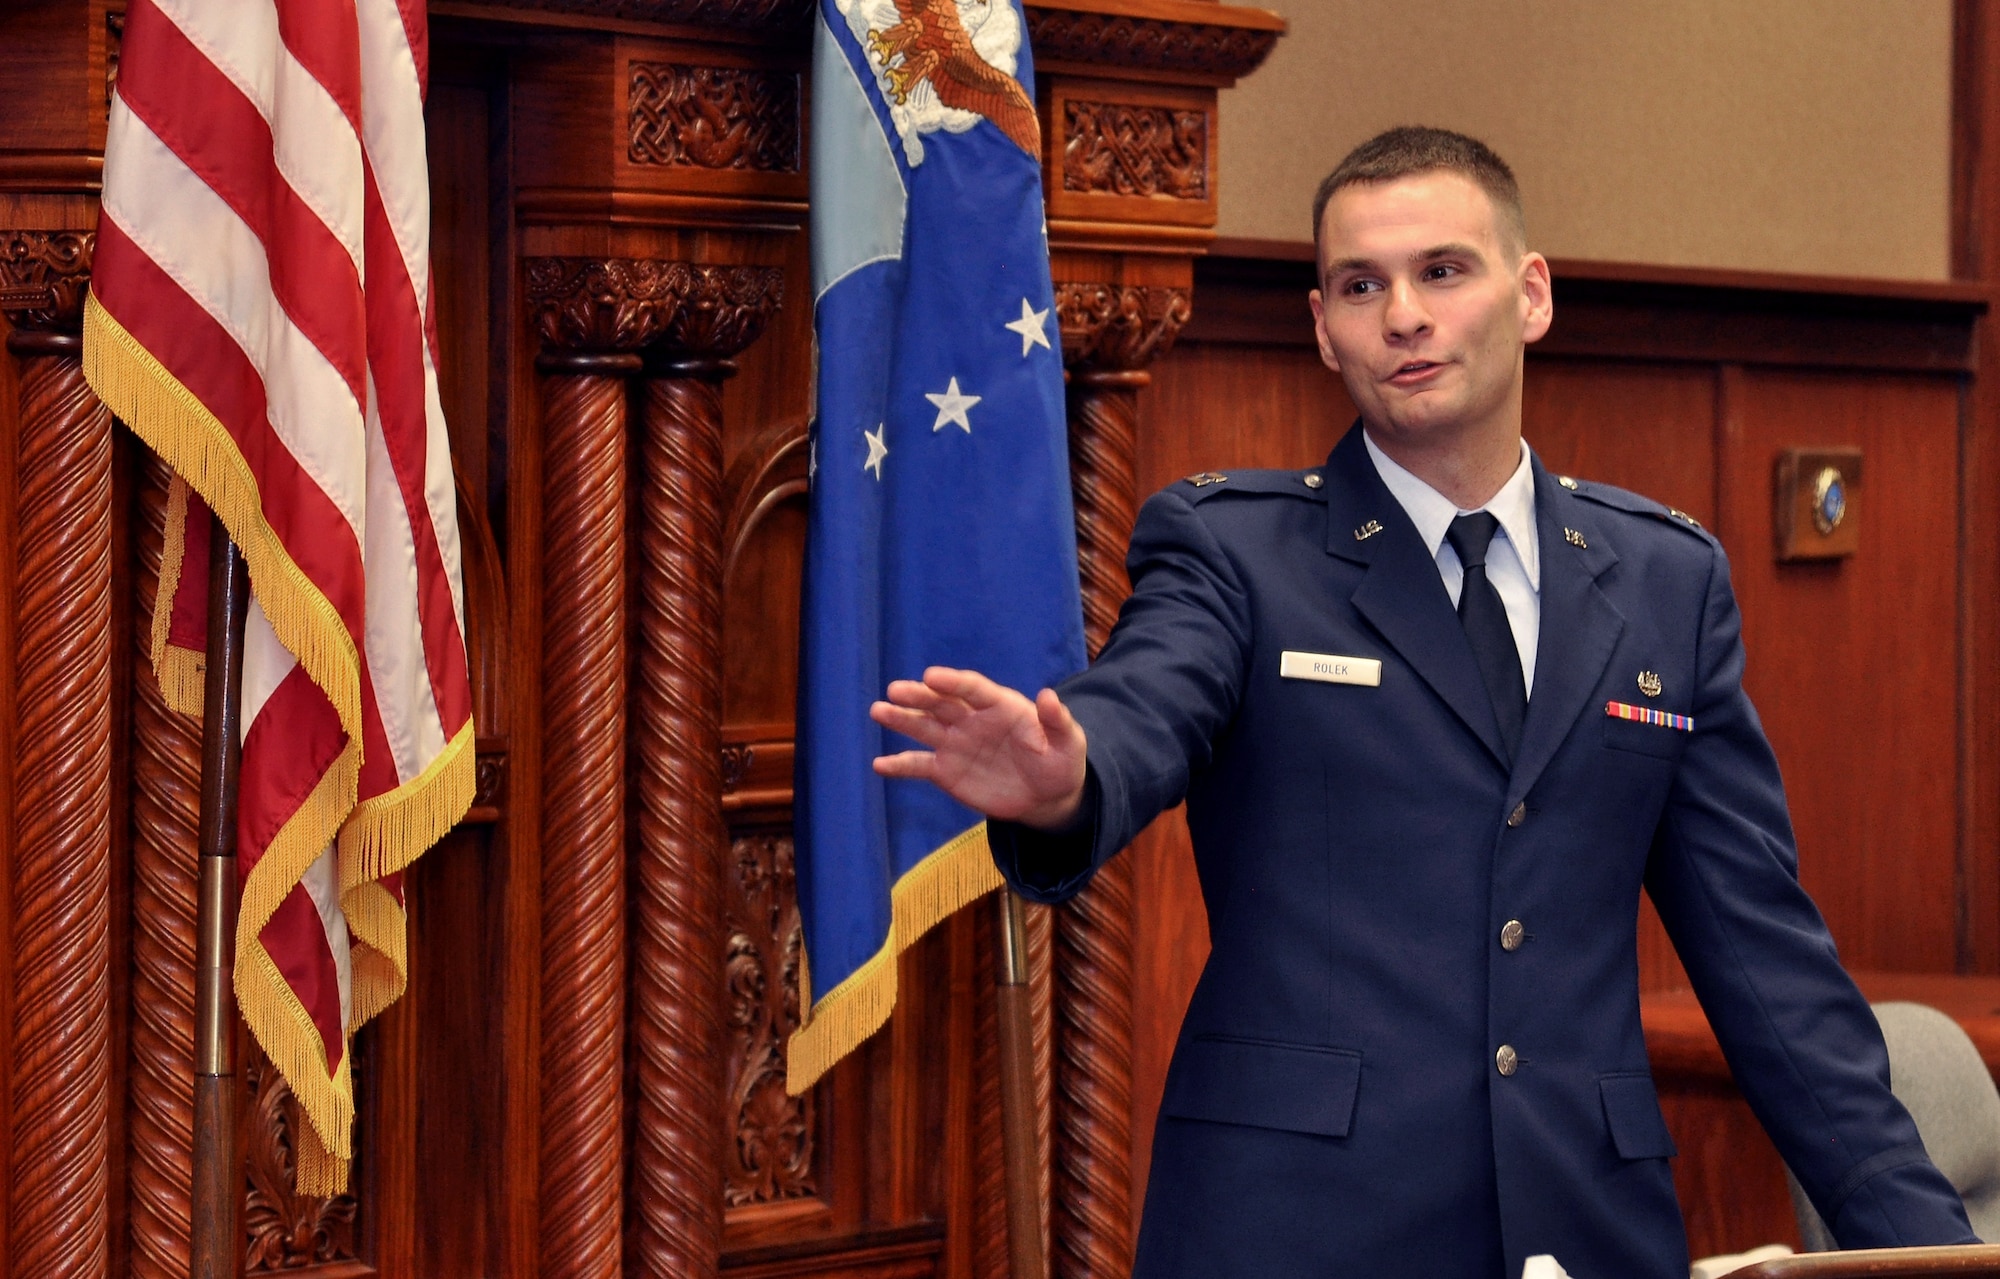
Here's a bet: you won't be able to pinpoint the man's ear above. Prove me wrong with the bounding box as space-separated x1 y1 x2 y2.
1518 252 1553 344
1308 290 1343 373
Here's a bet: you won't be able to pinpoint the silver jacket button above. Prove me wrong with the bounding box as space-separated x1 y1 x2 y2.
1500 920 1525 952
1496 1044 1519 1076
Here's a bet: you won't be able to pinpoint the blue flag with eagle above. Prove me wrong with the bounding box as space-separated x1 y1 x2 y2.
787 0 1087 1092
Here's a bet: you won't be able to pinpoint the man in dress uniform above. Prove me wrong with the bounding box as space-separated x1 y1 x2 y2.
870 127 1977 1277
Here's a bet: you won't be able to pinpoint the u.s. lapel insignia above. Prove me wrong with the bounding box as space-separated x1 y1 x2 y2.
1185 471 1228 487
1564 527 1588 548
1354 519 1384 541
1637 671 1662 698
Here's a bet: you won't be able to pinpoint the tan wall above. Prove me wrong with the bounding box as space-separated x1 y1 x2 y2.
1220 0 1953 280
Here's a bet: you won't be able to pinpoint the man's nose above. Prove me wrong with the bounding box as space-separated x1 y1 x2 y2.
1383 278 1431 341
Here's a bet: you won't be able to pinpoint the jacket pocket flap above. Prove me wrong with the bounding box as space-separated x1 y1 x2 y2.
1162 1037 1361 1138
1600 1073 1677 1160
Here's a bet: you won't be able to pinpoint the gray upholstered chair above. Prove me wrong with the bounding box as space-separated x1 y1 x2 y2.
1788 1001 2000 1248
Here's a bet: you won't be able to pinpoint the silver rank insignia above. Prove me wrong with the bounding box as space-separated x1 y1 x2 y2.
1186 471 1228 487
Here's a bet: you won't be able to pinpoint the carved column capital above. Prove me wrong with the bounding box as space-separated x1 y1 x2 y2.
1054 281 1191 375
649 263 784 376
526 257 783 375
525 256 683 371
1 231 96 355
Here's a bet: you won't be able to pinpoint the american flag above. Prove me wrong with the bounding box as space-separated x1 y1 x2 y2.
83 0 474 1193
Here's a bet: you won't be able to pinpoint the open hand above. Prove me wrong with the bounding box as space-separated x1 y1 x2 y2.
871 666 1089 831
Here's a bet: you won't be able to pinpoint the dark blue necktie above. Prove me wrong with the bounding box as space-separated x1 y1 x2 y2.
1446 512 1526 762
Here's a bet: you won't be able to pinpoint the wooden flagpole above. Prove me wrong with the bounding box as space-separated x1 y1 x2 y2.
995 889 1048 1279
190 518 250 1279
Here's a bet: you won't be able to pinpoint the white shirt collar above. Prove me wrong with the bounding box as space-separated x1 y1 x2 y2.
1362 431 1541 592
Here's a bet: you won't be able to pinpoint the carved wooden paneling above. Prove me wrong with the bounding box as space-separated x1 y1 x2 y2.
5 228 113 1279
526 256 652 1279
1023 6 1281 81
629 63 801 173
722 831 814 1208
628 264 780 1279
241 1039 360 1272
128 454 199 1279
491 0 813 32
1047 281 1189 1279
1062 102 1207 200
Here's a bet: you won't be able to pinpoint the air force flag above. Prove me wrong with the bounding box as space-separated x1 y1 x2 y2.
788 0 1087 1092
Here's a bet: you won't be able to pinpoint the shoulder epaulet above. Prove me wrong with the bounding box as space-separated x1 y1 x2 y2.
1177 468 1328 504
1560 475 1716 545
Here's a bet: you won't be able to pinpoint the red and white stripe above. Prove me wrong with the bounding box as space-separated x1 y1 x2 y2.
88 0 471 1193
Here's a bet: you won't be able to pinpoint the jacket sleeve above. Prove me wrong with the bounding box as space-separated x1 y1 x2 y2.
1644 542 1976 1245
989 486 1253 903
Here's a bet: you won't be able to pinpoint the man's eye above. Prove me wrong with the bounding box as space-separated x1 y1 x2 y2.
1344 279 1381 296
1424 264 1460 281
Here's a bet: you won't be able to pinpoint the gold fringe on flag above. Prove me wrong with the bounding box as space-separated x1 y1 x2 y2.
148 474 205 714
341 719 477 1030
785 821 1003 1094
84 290 476 1192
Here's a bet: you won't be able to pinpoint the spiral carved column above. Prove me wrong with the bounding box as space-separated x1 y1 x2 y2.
1049 282 1190 1279
3 230 112 1279
628 264 781 1279
128 453 202 1279
526 257 676 1279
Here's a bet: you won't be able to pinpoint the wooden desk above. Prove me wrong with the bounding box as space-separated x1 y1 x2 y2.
1643 972 2000 1258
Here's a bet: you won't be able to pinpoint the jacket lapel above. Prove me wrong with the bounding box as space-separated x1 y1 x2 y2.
1323 428 1510 769
1507 461 1624 804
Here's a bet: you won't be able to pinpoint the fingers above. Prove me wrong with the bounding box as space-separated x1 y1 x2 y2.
870 700 948 746
872 749 937 780
1034 687 1071 734
923 665 1007 710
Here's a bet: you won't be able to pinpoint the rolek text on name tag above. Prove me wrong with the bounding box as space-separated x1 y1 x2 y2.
1280 651 1382 687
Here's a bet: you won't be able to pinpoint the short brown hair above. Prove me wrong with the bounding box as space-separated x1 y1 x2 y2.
1311 126 1525 252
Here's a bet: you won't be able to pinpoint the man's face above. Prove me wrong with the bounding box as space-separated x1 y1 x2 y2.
1308 172 1552 450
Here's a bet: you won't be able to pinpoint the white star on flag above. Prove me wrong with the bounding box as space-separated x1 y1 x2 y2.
863 424 889 479
1005 298 1051 356
926 377 980 433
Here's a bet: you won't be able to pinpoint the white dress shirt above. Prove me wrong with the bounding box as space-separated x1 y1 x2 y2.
1362 431 1542 696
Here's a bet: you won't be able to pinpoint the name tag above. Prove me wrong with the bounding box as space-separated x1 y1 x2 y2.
1280 651 1382 687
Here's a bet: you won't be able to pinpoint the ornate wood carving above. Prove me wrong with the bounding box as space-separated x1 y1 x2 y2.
485 0 814 31
629 63 801 173
628 262 780 1279
1 232 95 335
1055 282 1192 372
241 1040 359 1271
722 831 814 1207
528 258 645 1279
1063 102 1207 200
105 10 124 104
1046 281 1188 1279
6 229 112 1279
128 455 199 1279
1024 6 1281 81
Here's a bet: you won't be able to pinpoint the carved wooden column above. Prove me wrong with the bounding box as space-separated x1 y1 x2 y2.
628 263 781 1279
127 453 201 1279
1049 283 1190 1279
526 257 676 1279
2 229 113 1279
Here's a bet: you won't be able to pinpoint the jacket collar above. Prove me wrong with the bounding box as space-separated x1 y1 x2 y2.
1320 425 1624 785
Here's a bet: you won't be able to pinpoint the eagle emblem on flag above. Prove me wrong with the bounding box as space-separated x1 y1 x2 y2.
838 0 1041 161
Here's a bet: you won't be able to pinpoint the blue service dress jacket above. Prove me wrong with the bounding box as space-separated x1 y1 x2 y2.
988 425 1976 1278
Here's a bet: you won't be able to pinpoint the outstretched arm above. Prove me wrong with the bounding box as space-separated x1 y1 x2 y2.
871 666 1089 830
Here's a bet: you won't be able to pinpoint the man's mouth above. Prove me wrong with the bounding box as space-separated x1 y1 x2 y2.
1388 360 1445 385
